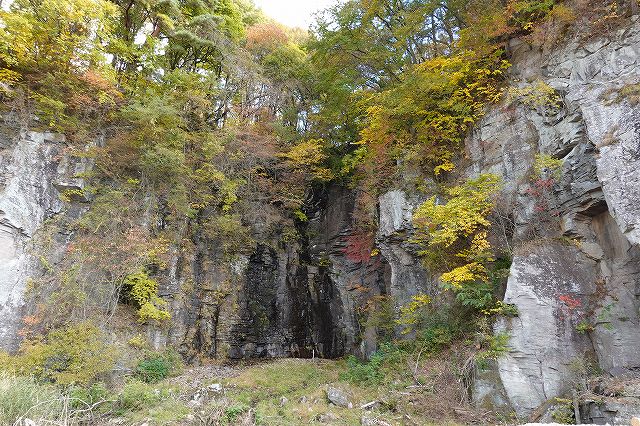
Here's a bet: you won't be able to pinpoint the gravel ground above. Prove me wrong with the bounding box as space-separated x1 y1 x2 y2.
169 364 241 394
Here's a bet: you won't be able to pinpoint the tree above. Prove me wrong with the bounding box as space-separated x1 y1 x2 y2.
412 174 502 288
0 0 117 75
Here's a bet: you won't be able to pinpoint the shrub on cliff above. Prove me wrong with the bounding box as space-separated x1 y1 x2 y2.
412 174 502 298
122 271 171 324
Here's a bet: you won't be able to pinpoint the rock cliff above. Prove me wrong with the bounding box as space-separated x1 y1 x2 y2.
466 21 640 417
0 130 89 350
0 17 639 422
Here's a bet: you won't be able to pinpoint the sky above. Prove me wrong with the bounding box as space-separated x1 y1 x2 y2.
254 0 337 29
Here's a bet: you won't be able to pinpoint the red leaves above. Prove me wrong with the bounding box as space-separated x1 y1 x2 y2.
343 232 375 264
525 177 559 217
556 294 586 324
558 294 581 310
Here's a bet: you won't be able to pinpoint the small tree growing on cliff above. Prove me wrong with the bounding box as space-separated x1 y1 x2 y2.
411 174 507 314
412 174 501 282
523 153 564 239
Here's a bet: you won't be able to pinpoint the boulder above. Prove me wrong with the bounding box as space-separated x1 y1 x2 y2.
326 386 352 408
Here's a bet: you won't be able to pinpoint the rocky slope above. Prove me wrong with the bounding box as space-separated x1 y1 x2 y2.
1 17 640 423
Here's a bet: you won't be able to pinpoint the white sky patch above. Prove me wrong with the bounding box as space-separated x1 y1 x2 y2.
2 0 14 12
254 0 337 29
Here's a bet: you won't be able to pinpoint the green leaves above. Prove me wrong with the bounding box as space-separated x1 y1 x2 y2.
0 0 118 73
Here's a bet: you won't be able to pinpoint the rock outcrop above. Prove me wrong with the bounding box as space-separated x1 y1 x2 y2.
165 185 397 361
465 19 640 417
0 130 89 350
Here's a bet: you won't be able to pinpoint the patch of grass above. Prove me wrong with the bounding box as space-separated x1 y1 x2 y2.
0 372 65 424
146 399 191 425
116 379 189 425
0 373 119 424
618 83 640 105
225 403 250 422
341 343 406 386
228 359 337 398
223 359 389 425
118 379 167 411
342 352 386 385
117 379 179 410
199 398 256 425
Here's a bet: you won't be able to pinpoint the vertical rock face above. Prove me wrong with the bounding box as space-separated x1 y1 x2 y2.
495 243 597 413
170 185 394 361
464 20 640 416
377 190 433 305
0 129 88 351
589 212 640 373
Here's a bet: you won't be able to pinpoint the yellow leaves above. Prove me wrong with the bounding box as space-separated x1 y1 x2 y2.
193 164 226 184
219 179 242 212
469 231 491 255
0 12 32 67
355 52 509 178
417 55 462 73
138 301 171 323
280 139 322 165
413 174 502 249
413 174 501 295
155 12 175 33
397 293 432 329
508 79 561 109
0 0 120 135
146 236 170 269
279 138 334 182
11 322 117 385
123 271 171 324
0 68 20 84
441 262 488 289
359 105 395 146
533 153 563 180
0 0 118 73
434 159 455 176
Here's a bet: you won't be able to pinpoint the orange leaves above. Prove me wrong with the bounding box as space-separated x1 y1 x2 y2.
246 22 289 56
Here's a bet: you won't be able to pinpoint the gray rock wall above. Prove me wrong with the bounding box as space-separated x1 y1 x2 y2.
494 243 596 413
377 190 433 305
167 185 394 361
0 129 89 351
464 19 640 417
